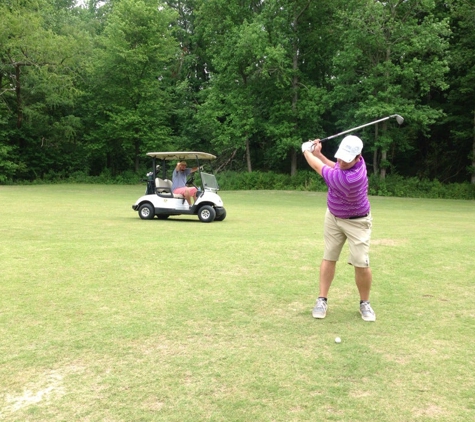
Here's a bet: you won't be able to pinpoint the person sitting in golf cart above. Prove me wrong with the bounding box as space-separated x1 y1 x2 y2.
171 161 199 206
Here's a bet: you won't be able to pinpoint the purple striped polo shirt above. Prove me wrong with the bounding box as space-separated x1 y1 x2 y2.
321 156 370 219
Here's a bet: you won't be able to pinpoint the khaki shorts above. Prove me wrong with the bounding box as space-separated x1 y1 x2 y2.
323 209 372 267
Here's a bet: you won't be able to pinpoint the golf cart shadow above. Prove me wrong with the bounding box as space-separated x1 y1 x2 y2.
153 216 203 223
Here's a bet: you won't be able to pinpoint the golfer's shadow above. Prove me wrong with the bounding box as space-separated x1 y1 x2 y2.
300 308 362 323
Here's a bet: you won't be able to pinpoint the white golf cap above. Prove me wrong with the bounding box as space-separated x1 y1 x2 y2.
334 135 363 163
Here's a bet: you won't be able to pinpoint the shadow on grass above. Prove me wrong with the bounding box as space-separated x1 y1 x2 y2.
126 217 204 223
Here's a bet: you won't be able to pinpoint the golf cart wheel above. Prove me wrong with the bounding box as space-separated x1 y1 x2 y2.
138 203 155 220
214 209 226 221
198 205 216 223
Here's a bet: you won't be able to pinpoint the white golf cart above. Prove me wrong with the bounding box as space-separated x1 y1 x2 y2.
132 151 226 223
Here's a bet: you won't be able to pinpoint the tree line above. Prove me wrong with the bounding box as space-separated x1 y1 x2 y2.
1 0 474 184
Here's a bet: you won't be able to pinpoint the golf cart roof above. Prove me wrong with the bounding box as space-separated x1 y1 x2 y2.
146 151 216 161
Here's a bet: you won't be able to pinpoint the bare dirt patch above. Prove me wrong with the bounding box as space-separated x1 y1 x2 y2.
372 238 407 247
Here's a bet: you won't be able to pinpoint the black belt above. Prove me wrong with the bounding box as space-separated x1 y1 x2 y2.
348 213 369 220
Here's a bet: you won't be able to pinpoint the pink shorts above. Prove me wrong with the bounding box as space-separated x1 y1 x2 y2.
173 187 197 196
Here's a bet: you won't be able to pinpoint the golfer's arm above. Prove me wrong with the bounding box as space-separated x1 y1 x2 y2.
304 151 331 176
316 154 335 168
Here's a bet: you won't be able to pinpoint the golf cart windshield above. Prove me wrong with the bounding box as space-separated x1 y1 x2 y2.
201 172 219 191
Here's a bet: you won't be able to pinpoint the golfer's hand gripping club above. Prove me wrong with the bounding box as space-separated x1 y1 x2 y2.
301 141 315 153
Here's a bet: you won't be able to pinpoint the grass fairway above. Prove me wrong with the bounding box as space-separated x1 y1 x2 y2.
1 184 474 421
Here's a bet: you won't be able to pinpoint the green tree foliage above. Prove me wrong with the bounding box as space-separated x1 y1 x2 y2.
192 0 266 172
194 0 335 174
1 0 475 185
444 0 475 183
0 0 91 180
258 0 336 175
162 0 211 150
329 0 450 179
80 0 178 175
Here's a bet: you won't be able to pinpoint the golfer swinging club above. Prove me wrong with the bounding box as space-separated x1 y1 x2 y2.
302 135 376 322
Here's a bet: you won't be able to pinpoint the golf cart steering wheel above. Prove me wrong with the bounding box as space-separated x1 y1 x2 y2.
186 173 195 186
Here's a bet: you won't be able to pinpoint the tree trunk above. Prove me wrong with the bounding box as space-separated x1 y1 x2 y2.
291 38 299 177
471 110 475 184
289 1 310 177
379 121 388 179
246 137 252 172
290 150 297 176
372 123 379 175
379 150 387 179
15 64 22 129
135 140 140 173
373 150 379 175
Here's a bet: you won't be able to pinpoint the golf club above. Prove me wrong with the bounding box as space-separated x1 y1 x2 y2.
320 114 404 142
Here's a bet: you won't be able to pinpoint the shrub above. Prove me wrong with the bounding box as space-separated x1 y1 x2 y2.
217 171 475 200
5 167 475 200
368 174 475 200
217 170 327 192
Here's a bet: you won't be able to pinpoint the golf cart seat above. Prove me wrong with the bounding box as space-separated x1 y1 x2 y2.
155 178 170 193
155 178 184 199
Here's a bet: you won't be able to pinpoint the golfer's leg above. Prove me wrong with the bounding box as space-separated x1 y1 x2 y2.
355 266 372 301
321 210 344 298
184 188 191 205
319 259 336 298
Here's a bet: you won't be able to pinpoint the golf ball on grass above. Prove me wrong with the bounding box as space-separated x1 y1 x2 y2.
335 337 341 344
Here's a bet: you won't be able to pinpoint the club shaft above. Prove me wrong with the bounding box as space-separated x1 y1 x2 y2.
320 114 401 142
